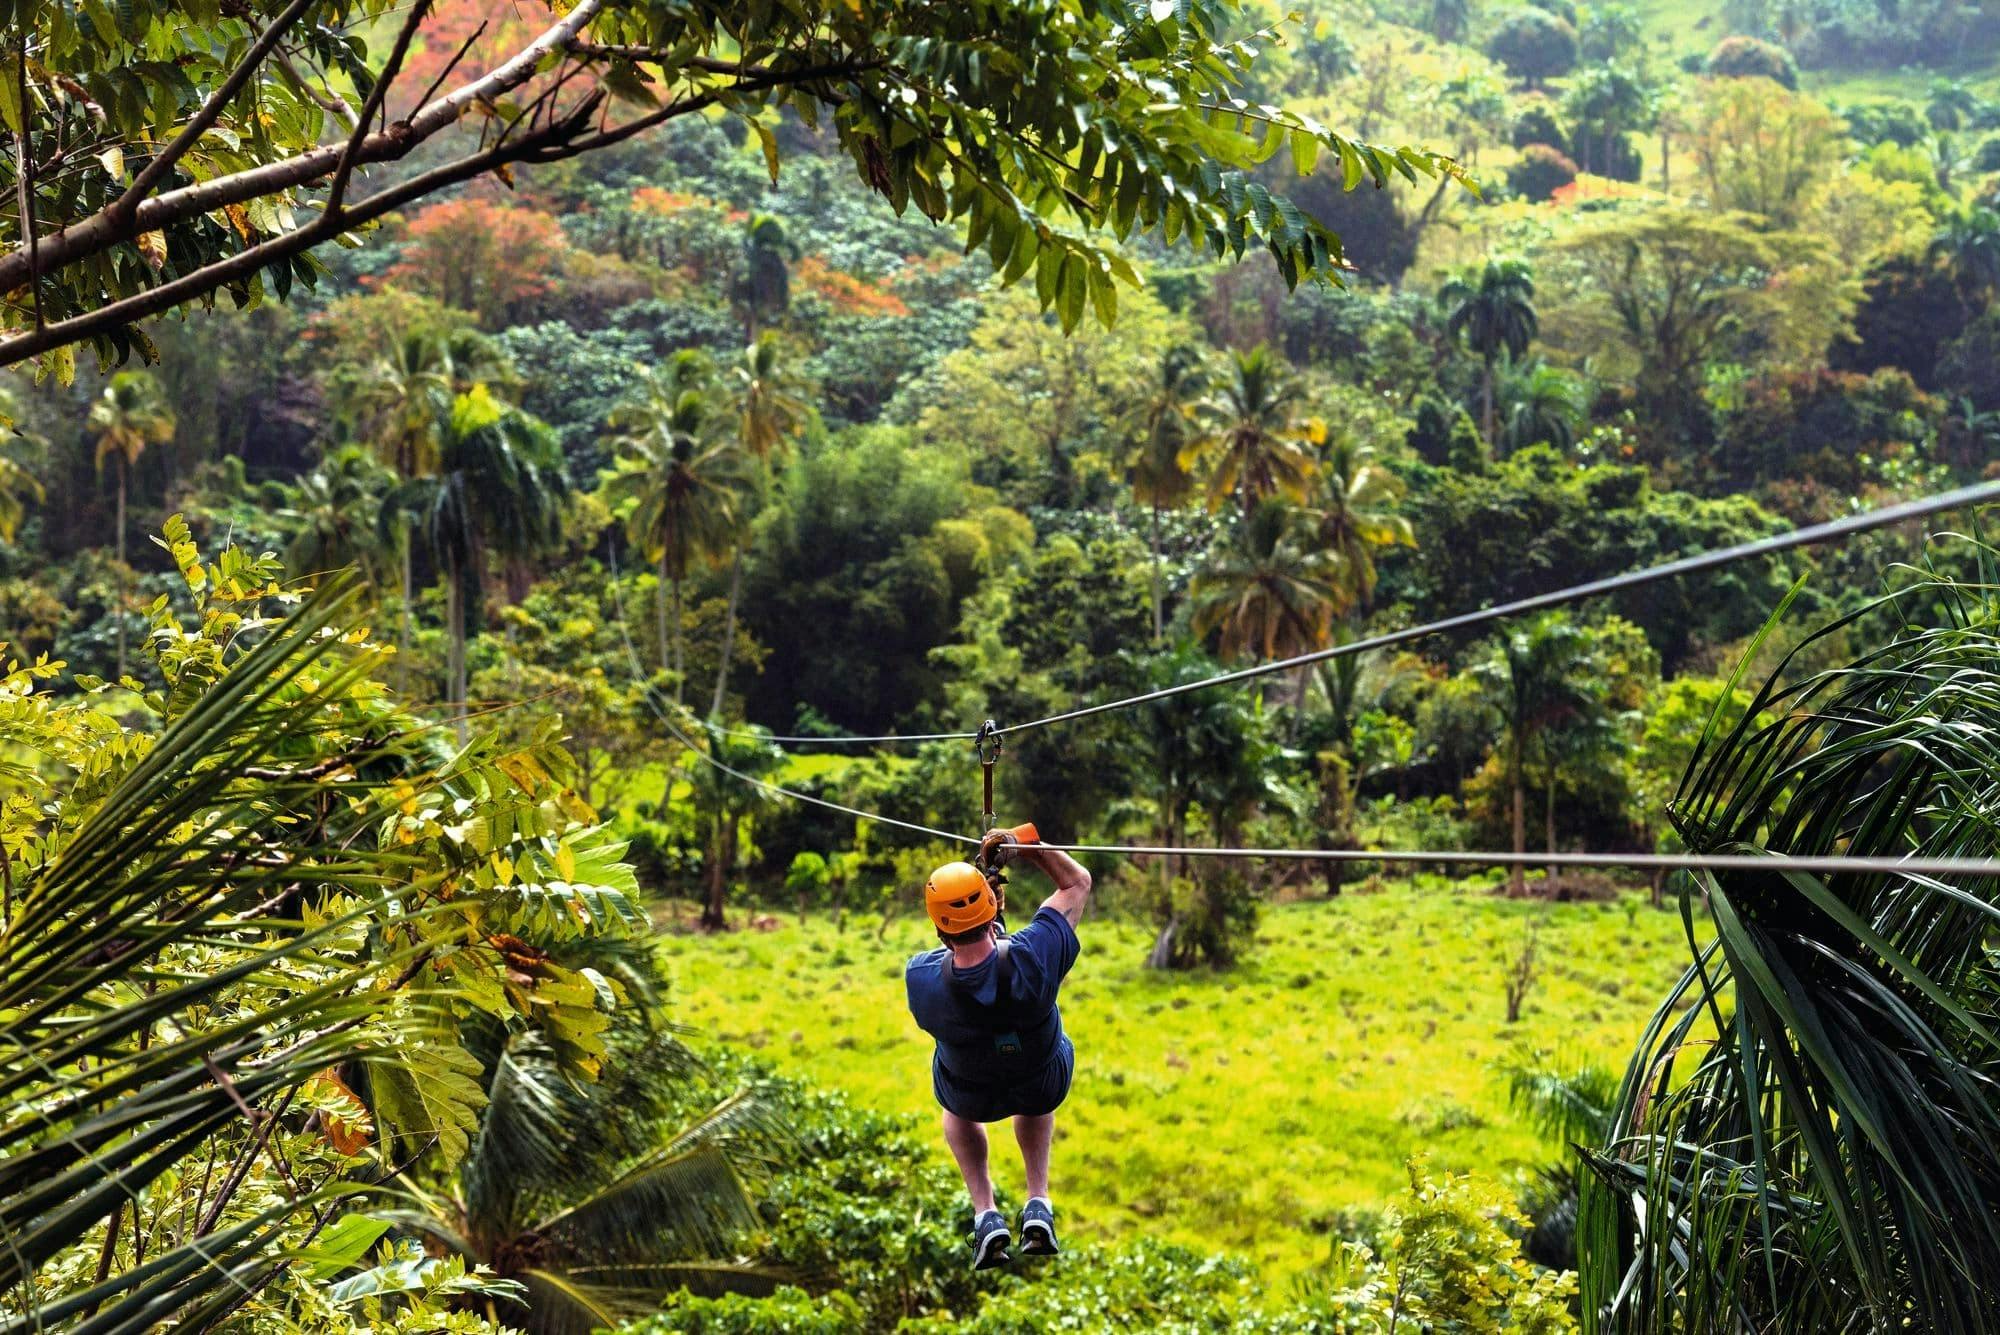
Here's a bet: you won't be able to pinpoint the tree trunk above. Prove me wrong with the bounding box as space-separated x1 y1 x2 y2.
833 879 847 932
448 563 468 747
1145 917 1179 970
1481 357 1497 445
701 817 727 930
398 542 414 693
710 543 744 717
1509 739 1527 897
1149 502 1164 643
1545 767 1558 890
114 461 128 681
655 549 672 683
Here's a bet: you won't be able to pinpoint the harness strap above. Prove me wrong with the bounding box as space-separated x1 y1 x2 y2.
949 938 1012 1008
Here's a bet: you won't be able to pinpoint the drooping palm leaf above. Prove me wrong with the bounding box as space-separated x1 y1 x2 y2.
1578 543 2000 1333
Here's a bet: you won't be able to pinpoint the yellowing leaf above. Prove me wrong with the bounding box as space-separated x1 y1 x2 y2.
135 231 167 270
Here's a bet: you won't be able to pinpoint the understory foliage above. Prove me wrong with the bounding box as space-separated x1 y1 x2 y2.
1580 541 2000 1332
0 525 662 1331
624 1069 1575 1333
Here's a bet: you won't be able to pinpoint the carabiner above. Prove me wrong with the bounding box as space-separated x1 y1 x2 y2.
973 719 1001 833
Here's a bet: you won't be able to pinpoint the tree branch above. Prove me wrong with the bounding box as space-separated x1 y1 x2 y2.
325 0 431 214
114 0 318 219
0 0 603 299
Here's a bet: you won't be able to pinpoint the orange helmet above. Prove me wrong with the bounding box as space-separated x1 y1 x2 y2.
925 861 998 934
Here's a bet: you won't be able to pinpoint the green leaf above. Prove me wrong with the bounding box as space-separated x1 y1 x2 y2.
295 1215 395 1281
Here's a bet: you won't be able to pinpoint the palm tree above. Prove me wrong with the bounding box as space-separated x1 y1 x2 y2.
1307 438 1414 617
1126 345 1206 643
1439 258 1538 443
601 353 749 702
1498 361 1591 454
330 327 514 673
1930 205 2000 305
1180 344 1319 521
87 370 176 679
389 387 568 744
1475 612 1603 895
1190 501 1341 664
1578 561 2000 1331
281 445 397 591
401 1025 776 1334
710 335 809 717
683 725 783 930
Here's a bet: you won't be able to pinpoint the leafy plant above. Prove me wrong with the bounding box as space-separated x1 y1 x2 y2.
1578 545 2000 1332
0 523 643 1330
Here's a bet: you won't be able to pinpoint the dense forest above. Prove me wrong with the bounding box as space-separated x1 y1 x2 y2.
4 0 2000 1331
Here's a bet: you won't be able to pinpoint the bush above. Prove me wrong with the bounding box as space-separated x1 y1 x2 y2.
1486 10 1579 85
1509 143 1580 200
1976 135 2000 174
1141 868 1262 969
1704 35 1798 89
1511 101 1569 153
1839 100 1930 148
637 1288 864 1335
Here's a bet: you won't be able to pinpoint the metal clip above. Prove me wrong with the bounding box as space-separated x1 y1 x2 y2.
973 719 1001 834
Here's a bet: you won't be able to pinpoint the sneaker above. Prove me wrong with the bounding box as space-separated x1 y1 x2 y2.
971 1208 1012 1270
1019 1197 1058 1256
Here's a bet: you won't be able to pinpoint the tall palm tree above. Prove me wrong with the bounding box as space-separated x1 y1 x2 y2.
1308 437 1414 617
389 387 568 744
710 335 809 717
1190 500 1341 664
1180 344 1319 521
400 1024 777 1334
87 370 176 679
1475 612 1603 895
601 353 748 703
1127 345 1206 643
1439 258 1538 443
1578 562 2000 1332
330 327 514 673
281 445 397 592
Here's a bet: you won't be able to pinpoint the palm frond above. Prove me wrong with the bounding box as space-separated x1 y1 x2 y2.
1578 547 2000 1334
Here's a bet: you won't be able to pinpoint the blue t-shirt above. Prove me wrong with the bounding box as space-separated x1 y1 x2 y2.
906 905 1081 1086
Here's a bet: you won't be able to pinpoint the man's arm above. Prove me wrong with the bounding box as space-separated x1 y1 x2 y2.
1021 847 1092 926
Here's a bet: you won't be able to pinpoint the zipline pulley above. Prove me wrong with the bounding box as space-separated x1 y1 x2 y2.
974 718 1001 834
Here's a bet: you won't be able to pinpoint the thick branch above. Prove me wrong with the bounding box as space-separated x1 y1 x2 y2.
325 0 431 213
0 95 623 366
0 0 604 297
115 0 319 217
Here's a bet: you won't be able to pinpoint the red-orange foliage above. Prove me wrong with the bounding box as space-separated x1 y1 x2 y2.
387 197 567 327
388 1 586 119
796 256 910 317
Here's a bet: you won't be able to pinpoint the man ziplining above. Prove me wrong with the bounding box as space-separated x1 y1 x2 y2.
905 824 1093 1270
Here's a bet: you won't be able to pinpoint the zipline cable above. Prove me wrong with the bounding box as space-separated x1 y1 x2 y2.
992 477 2000 738
603 492 2000 881
1031 843 2000 879
697 718 978 745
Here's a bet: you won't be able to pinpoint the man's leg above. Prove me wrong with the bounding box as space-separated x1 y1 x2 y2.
1013 1113 1054 1200
1013 1113 1059 1254
941 1110 996 1214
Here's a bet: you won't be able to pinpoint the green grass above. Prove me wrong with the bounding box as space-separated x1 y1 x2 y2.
659 880 1693 1274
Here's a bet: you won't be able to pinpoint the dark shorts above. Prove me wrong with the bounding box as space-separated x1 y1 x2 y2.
932 1036 1074 1122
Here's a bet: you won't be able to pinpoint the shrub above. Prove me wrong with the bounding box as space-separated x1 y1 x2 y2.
1704 35 1798 89
1511 101 1569 153
1486 10 1579 85
1509 143 1580 200
1976 135 2000 173
1142 868 1262 969
638 1288 865 1335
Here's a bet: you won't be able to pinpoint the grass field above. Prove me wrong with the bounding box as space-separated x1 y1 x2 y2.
659 879 1695 1274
